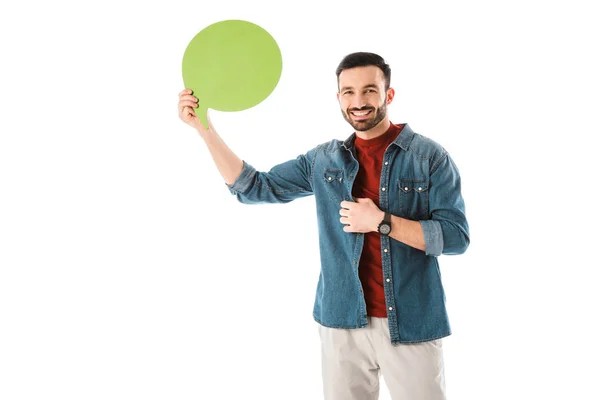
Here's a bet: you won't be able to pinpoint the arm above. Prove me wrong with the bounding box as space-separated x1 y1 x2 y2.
388 216 426 251
202 129 244 186
419 152 470 256
226 149 316 204
178 89 244 185
202 121 316 204
384 152 470 255
178 89 315 204
339 200 426 251
340 152 469 256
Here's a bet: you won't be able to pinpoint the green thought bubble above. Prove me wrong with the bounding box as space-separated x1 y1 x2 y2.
182 19 283 129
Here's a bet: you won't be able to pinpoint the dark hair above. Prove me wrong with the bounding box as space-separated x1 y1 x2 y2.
335 52 391 91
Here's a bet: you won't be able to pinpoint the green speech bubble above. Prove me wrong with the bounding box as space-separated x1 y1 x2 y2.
182 19 283 129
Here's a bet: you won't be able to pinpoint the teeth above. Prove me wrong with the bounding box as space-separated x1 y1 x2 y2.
352 110 371 116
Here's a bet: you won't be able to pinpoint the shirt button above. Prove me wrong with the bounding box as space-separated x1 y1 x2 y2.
418 187 422 191
382 187 386 191
386 278 390 282
404 187 409 191
384 248 388 253
328 177 332 181
384 161 388 165
389 307 393 311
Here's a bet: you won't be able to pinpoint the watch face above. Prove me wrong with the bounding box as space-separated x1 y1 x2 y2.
379 224 391 235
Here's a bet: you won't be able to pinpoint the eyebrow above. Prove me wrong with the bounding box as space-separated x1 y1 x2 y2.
340 84 379 92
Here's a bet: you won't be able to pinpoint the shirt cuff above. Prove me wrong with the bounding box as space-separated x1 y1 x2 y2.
226 161 256 194
420 219 444 256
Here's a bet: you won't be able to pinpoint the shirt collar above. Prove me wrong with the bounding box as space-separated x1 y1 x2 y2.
342 123 415 151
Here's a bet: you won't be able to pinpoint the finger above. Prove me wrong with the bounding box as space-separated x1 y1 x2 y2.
179 100 198 107
179 104 198 114
340 217 350 224
180 94 198 102
179 89 192 96
181 106 197 119
340 201 349 209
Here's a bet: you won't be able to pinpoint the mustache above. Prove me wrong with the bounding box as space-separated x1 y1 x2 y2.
348 106 375 112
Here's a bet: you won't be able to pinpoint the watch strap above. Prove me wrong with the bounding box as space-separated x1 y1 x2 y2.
384 211 391 224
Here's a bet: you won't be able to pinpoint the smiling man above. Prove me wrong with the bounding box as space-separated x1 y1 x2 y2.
178 52 470 400
339 67 390 133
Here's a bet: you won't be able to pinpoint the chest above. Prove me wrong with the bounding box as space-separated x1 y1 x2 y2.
315 147 432 219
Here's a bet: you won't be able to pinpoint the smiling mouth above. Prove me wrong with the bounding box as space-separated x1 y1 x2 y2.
350 109 373 119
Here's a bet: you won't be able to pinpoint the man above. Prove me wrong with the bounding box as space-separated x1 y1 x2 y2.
178 52 469 400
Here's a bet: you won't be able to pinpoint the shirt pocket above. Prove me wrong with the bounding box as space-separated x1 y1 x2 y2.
398 178 430 219
323 169 347 203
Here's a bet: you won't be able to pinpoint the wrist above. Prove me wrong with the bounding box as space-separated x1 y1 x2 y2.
374 210 385 232
198 128 216 142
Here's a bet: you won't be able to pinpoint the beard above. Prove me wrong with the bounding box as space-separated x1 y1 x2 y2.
341 102 387 132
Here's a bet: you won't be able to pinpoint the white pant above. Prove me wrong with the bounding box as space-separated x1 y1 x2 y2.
317 316 446 400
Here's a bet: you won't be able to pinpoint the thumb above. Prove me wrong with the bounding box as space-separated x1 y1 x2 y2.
355 197 369 203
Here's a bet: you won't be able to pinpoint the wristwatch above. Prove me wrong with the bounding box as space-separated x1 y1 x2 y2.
377 212 392 236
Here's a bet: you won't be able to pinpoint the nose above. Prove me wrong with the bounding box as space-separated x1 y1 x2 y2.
352 93 368 109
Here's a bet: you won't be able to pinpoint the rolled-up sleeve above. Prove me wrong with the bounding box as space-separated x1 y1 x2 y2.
225 147 317 204
226 160 258 194
420 219 444 256
420 152 470 256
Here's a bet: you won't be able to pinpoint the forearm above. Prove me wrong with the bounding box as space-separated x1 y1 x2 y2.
200 130 244 185
388 215 426 252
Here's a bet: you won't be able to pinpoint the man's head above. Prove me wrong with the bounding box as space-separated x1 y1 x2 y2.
336 52 395 132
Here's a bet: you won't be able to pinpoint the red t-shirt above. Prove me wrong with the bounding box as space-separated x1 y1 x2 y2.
352 122 404 317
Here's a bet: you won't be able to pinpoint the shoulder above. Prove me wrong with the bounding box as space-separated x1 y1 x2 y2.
307 137 347 154
406 130 449 168
322 138 346 152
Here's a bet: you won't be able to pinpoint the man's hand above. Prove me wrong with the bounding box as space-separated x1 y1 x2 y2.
339 198 385 233
178 89 214 138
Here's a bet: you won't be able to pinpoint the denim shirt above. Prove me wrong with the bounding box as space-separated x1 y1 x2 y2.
225 123 470 344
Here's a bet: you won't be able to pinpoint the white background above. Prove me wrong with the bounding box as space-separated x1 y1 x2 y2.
1 0 599 399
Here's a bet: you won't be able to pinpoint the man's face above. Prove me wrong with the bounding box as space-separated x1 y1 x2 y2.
337 66 391 132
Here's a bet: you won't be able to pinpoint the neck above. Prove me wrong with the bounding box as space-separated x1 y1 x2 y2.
355 117 391 140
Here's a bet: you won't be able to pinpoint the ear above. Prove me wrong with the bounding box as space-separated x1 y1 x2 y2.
386 87 395 105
